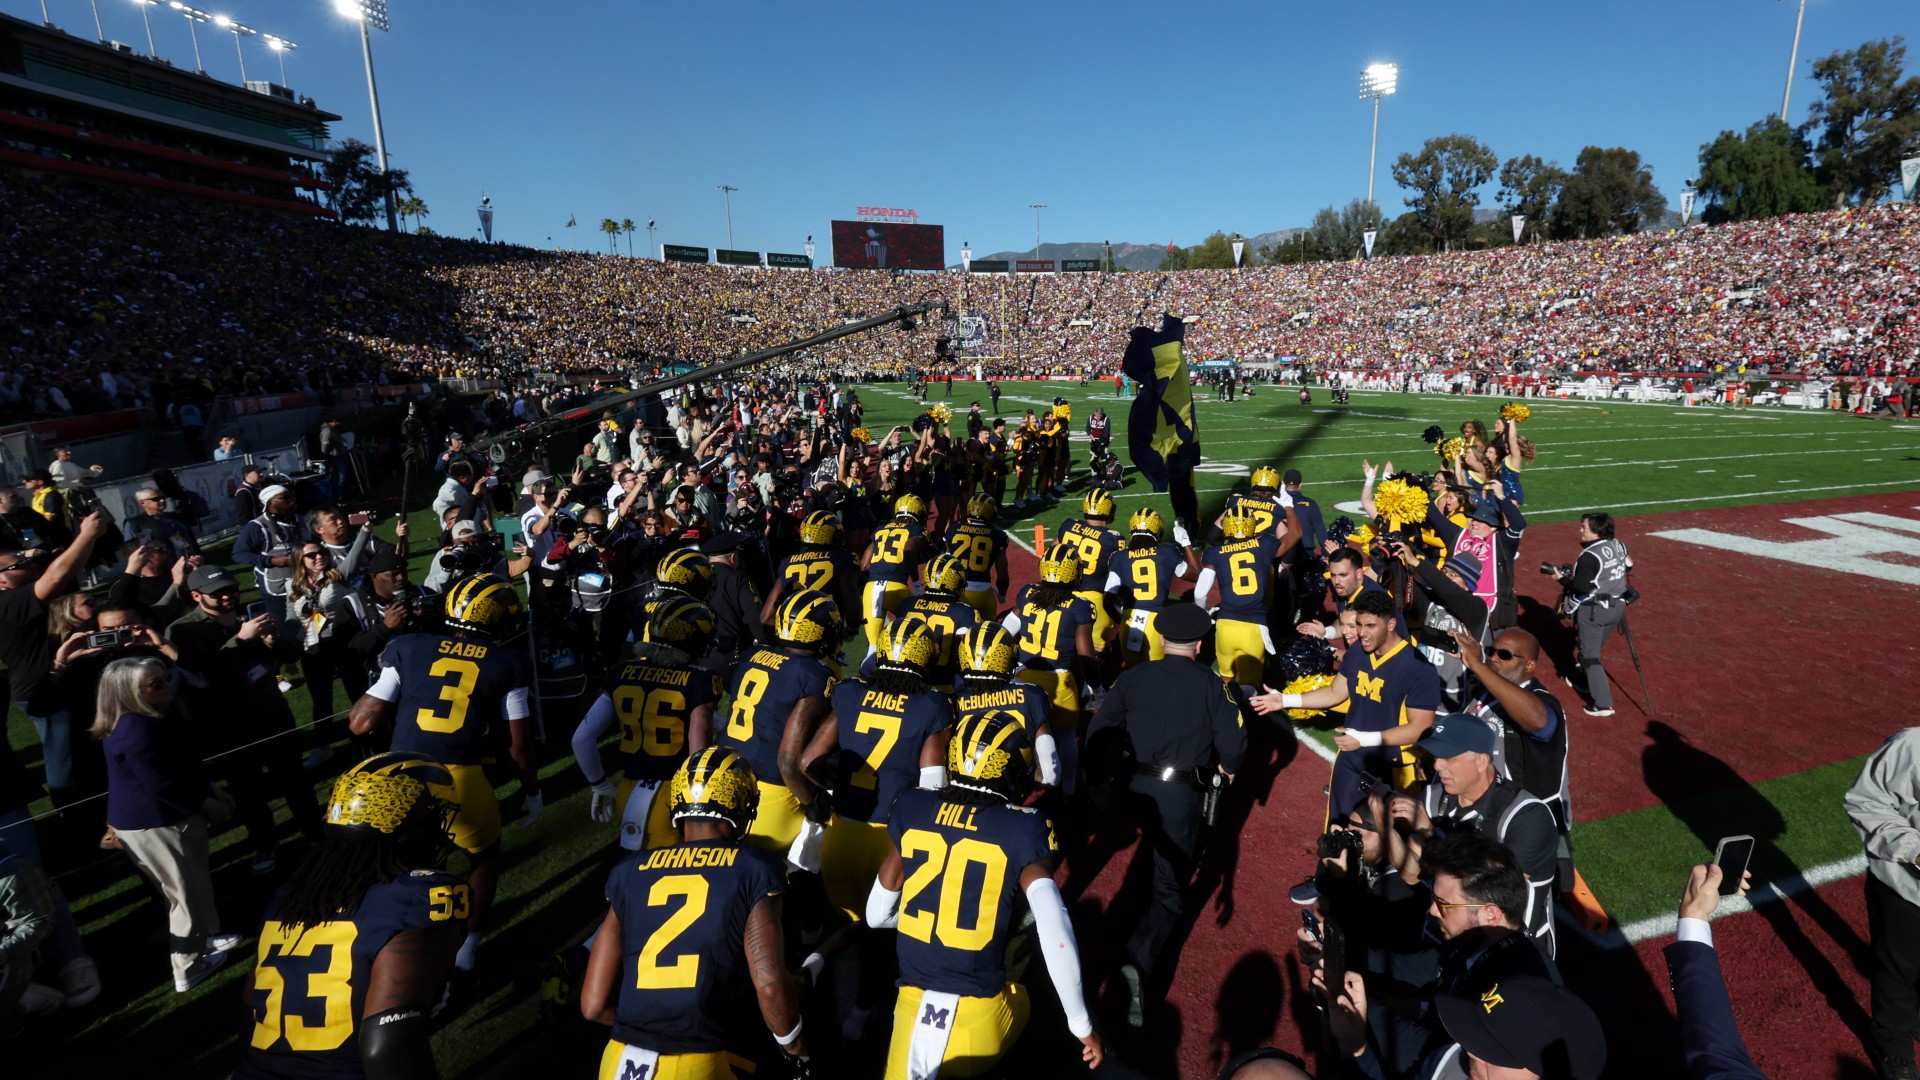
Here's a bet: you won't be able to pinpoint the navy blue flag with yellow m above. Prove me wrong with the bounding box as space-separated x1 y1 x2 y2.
1123 315 1200 528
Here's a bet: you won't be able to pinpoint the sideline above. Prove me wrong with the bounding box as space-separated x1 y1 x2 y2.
1561 854 1867 949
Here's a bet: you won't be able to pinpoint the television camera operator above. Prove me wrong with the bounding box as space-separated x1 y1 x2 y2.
1543 512 1631 718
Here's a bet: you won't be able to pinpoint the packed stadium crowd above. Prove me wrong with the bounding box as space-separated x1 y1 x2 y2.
4 170 1915 426
10 339 1861 1080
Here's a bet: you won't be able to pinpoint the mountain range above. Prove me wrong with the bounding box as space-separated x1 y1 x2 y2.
952 231 1304 272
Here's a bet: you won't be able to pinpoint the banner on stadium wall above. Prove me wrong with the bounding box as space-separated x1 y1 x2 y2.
227 392 312 417
1362 230 1377 258
1016 260 1055 273
1903 157 1920 201
1061 259 1099 273
662 244 710 264
477 203 494 243
766 252 812 269
1680 192 1695 226
957 312 992 356
1231 240 1244 267
1511 215 1524 243
968 259 1009 273
716 249 760 267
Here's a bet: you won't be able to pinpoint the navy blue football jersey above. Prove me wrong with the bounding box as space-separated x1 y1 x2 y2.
1056 519 1123 588
379 634 533 765
606 841 786 1055
237 871 468 1079
776 548 857 600
1205 532 1282 624
721 647 837 786
1223 492 1283 538
1107 543 1187 612
1010 588 1093 672
902 594 979 687
951 680 1051 739
943 520 1008 582
599 659 724 782
827 679 952 824
888 788 1057 998
868 520 925 583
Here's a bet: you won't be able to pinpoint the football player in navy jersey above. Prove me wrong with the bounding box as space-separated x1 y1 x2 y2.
1194 507 1283 695
1103 507 1201 668
866 710 1103 1075
349 575 535 973
899 554 979 692
1001 546 1097 793
942 493 1009 624
573 597 723 852
858 496 928 655
236 753 468 1080
951 623 1058 789
581 748 810 1079
759 511 859 627
1054 488 1125 653
719 590 843 854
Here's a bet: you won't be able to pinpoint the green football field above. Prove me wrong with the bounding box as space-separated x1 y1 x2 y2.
7 383 1915 1077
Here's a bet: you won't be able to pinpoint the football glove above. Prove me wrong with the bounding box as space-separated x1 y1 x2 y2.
521 790 544 828
589 779 618 823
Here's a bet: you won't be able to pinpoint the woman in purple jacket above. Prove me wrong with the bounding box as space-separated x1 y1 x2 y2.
93 656 241 991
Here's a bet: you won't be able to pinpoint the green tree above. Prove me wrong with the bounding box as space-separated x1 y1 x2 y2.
1377 211 1429 257
1176 231 1238 270
1800 36 1920 207
1550 146 1668 239
1391 134 1497 252
599 218 619 254
1696 117 1825 222
396 194 429 232
1158 243 1192 271
321 139 413 227
620 217 636 257
1305 199 1386 261
1496 155 1567 241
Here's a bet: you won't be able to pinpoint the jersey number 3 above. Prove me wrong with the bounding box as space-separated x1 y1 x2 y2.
415 657 479 734
250 921 358 1052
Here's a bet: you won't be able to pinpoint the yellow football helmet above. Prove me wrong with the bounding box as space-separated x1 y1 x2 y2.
669 747 760 833
797 511 843 547
923 553 967 595
1037 544 1083 585
947 710 1036 800
1221 506 1261 540
959 623 1020 680
443 574 523 638
1128 507 1165 540
966 492 998 521
894 494 926 520
1081 488 1117 520
772 590 843 651
877 611 939 673
644 595 717 656
655 549 714 598
324 752 458 851
1251 466 1282 491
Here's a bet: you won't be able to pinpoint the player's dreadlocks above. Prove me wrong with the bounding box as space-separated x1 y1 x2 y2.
274 834 413 930
1024 582 1075 610
870 667 929 698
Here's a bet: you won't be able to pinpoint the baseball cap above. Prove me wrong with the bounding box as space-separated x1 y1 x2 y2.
367 550 407 575
187 565 239 594
1415 714 1497 759
1442 551 1483 587
521 468 550 490
1157 603 1213 645
451 520 479 539
1468 502 1504 527
1435 973 1605 1080
257 484 292 505
1282 469 1303 486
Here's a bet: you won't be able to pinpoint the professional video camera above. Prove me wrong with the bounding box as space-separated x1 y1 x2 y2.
439 532 506 578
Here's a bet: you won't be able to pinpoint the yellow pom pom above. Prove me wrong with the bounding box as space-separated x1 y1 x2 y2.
1373 478 1431 529
1349 523 1376 548
927 403 952 424
849 427 872 445
1500 403 1532 424
1436 436 1467 462
1283 673 1337 720
1053 403 1072 422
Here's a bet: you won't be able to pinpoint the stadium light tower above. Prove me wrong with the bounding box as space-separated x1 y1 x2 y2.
716 185 737 250
1359 62 1398 207
646 219 657 257
211 15 255 83
1779 0 1807 120
335 0 398 232
167 2 209 73
1029 203 1046 263
130 0 158 56
262 33 296 87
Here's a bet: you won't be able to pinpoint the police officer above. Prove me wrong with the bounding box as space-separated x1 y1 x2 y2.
1551 512 1630 717
699 532 766 679
1084 602 1246 1028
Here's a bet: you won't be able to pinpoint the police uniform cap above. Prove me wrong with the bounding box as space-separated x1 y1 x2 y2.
367 550 407 575
701 532 745 556
1157 603 1212 645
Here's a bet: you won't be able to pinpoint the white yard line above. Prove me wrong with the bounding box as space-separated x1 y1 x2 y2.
1564 854 1866 950
1522 478 1920 515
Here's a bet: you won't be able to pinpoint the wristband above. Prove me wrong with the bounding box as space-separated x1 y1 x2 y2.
773 1018 804 1046
1281 693 1303 709
1322 626 1339 640
1349 729 1384 748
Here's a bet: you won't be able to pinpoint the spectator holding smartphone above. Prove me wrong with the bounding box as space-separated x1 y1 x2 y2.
1665 862 1765 1080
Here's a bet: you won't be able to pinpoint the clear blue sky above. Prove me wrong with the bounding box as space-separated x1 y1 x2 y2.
24 0 1907 256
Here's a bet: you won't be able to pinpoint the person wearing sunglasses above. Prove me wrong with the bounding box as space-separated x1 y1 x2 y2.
1452 627 1569 842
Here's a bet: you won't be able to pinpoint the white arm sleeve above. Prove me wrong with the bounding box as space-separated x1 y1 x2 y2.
1025 876 1092 1038
571 694 619 785
365 665 402 703
1102 571 1121 593
1034 733 1060 785
1191 567 1217 606
504 686 532 722
919 765 948 791
1000 611 1024 635
865 879 901 929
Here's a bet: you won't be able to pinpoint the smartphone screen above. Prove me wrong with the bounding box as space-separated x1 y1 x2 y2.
1713 835 1756 895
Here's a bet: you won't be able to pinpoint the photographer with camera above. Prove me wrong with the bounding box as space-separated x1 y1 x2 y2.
342 551 421 693
107 539 198 627
422 520 510 595
44 600 180 844
1547 513 1631 717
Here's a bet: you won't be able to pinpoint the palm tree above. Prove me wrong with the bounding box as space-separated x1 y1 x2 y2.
599 218 619 254
396 195 429 232
620 217 636 257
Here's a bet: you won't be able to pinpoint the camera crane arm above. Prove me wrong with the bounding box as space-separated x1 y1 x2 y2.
470 301 947 461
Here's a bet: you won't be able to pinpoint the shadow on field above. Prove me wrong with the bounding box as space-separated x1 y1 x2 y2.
1641 721 1874 1047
